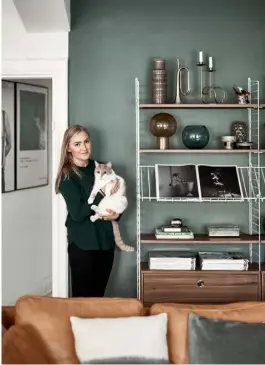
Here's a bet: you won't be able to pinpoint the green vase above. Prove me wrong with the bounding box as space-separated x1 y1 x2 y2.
182 125 209 149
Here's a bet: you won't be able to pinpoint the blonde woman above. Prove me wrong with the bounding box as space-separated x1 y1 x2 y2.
55 125 120 297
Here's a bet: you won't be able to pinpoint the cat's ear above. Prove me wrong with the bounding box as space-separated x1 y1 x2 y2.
106 162 112 168
95 161 99 167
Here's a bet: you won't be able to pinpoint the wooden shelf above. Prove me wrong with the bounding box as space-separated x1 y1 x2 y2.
140 103 265 109
140 148 265 154
140 233 265 244
141 262 265 273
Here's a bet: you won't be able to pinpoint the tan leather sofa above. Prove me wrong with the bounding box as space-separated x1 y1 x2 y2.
2 296 265 364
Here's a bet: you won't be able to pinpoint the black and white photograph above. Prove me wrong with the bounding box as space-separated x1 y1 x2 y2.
155 164 200 200
197 165 243 200
16 83 48 190
2 81 15 193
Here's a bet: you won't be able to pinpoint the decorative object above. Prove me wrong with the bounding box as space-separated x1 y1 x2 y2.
231 121 248 143
16 83 48 190
196 51 206 102
236 141 254 149
197 165 243 201
221 136 236 150
149 113 177 150
175 59 191 104
155 164 200 200
196 52 226 104
202 67 226 104
1 80 15 193
182 125 209 149
152 59 167 104
70 313 169 364
170 218 183 227
233 85 250 104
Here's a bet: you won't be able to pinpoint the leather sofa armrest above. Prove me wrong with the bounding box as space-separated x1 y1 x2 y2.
2 324 55 364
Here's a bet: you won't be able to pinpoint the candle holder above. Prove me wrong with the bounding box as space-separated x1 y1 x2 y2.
202 67 226 104
196 61 206 101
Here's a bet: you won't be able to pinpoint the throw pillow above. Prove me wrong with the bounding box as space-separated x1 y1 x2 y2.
70 313 169 364
188 312 265 364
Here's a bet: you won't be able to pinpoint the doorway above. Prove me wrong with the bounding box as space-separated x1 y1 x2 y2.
2 60 69 301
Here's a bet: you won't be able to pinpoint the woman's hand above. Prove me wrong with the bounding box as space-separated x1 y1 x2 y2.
102 209 119 221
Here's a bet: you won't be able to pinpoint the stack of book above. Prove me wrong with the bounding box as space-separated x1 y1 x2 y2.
207 225 240 237
155 224 194 240
199 251 249 271
149 251 196 270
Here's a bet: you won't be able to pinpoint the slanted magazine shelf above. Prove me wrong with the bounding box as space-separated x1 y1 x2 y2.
135 77 265 304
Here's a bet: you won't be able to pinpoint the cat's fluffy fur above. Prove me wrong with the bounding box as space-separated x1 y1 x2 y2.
88 161 134 252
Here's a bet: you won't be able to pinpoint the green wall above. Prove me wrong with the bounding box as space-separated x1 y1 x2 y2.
69 0 265 297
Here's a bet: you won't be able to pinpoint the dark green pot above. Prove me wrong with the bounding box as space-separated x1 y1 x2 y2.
182 125 209 149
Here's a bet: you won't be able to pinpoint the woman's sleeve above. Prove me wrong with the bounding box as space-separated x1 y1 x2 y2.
59 176 93 223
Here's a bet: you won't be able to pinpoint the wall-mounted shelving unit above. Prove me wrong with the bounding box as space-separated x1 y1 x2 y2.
135 77 265 306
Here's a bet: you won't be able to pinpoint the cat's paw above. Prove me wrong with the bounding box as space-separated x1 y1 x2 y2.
90 205 97 211
90 215 97 222
88 197 94 204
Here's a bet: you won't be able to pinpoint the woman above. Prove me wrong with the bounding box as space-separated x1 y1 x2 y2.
55 125 120 297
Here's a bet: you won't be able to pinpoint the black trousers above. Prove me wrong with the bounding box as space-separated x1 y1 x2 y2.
68 243 114 297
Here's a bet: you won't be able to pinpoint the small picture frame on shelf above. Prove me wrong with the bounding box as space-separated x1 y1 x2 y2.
155 164 200 201
197 164 243 201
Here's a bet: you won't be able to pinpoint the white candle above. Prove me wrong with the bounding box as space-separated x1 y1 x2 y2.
209 56 213 69
199 50 203 64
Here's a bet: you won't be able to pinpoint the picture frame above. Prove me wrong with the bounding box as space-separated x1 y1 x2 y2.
16 83 48 190
197 164 243 201
1 80 16 193
155 164 200 201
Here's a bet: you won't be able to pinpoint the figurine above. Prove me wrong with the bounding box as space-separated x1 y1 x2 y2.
233 85 250 104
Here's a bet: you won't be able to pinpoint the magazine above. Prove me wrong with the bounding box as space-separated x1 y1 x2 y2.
155 164 243 201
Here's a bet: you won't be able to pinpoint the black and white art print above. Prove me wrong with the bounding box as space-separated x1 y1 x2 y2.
16 83 48 190
1 81 15 193
155 164 200 201
197 165 243 201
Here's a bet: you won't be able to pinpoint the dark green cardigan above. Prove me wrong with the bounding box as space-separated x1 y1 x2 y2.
59 159 116 250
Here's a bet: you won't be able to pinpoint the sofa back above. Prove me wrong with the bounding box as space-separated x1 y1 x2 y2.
150 301 265 364
14 296 265 364
15 296 144 364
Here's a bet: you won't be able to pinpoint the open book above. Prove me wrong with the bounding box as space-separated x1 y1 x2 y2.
155 164 243 201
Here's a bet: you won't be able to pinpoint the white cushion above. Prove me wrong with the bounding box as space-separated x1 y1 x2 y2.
70 313 169 364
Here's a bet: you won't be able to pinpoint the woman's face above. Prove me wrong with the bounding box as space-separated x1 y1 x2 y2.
68 131 91 166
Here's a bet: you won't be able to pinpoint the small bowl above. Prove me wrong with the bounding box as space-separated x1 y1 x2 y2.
221 136 236 142
221 136 236 149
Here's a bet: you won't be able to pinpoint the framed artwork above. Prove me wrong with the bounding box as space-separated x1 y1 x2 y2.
1 81 15 193
197 165 243 201
155 164 200 201
16 83 48 190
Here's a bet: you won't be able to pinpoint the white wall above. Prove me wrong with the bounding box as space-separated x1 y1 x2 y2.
2 0 69 303
2 79 53 305
2 0 69 60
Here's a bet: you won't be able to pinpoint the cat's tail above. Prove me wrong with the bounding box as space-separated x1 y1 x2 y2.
111 221 135 252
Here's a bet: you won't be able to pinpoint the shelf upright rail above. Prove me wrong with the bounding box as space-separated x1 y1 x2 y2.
248 78 261 269
135 78 141 299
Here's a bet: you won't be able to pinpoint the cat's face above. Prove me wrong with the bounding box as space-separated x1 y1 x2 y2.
94 161 114 181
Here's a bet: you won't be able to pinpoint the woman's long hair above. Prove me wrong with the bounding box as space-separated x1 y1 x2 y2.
55 125 90 194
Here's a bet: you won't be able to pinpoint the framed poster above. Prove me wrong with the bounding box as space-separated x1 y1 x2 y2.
16 83 48 190
1 80 15 193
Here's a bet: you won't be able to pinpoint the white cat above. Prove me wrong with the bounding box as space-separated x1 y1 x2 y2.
88 161 135 252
